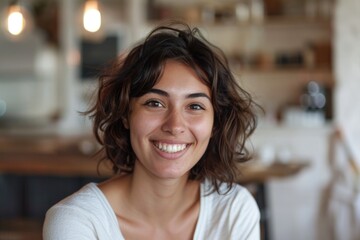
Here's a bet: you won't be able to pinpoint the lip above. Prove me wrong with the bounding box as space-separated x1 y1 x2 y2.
151 140 191 160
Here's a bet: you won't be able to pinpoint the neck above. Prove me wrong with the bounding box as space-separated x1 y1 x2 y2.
126 166 200 225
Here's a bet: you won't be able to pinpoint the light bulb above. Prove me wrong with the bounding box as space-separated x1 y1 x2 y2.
83 0 101 33
7 5 26 36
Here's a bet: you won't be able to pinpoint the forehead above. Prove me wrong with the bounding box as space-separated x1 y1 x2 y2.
154 60 211 96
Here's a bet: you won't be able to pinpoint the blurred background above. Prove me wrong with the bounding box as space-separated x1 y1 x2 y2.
0 0 359 239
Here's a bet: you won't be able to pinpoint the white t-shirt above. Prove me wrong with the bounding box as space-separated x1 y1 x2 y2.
43 180 260 240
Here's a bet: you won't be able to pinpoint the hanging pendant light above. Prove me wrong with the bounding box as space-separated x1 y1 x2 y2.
3 1 32 38
7 5 25 35
2 1 32 40
83 0 102 33
5 1 27 36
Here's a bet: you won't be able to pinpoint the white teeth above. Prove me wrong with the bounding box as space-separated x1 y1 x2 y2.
155 142 187 153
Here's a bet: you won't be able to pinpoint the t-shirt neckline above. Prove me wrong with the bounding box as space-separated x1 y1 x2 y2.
89 181 207 240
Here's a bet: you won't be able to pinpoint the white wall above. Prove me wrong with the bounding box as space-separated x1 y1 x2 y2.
335 0 360 166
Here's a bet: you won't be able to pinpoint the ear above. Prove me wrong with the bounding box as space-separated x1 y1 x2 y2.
122 117 129 129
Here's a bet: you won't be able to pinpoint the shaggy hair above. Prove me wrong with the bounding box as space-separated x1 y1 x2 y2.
86 22 258 193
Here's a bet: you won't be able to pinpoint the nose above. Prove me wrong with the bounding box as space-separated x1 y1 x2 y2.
161 108 186 135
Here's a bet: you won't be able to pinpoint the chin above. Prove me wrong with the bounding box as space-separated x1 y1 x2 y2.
153 169 189 180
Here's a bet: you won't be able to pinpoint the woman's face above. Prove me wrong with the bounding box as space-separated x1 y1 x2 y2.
128 60 214 180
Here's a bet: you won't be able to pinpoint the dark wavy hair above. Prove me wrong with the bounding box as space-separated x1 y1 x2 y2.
87 22 258 193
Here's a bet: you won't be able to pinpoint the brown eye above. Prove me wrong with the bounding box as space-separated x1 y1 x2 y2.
189 104 205 110
144 100 164 108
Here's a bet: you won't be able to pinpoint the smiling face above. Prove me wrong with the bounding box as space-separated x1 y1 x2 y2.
128 60 214 180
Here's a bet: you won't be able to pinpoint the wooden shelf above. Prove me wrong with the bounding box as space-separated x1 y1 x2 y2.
210 17 330 29
234 67 334 87
147 16 331 32
237 67 332 75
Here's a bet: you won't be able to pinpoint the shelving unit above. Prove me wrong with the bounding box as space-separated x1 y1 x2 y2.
141 0 334 126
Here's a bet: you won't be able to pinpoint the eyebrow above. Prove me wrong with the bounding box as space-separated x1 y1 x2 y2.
148 88 211 101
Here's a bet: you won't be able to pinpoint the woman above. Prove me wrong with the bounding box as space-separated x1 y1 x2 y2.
43 23 260 240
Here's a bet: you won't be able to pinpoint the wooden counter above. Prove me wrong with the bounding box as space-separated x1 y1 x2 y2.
0 135 112 177
0 219 42 240
237 161 309 184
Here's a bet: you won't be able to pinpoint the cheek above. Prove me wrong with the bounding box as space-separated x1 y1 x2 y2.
129 113 160 139
191 117 214 140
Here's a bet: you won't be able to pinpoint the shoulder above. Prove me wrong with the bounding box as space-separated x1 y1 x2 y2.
199 180 260 239
43 183 119 240
203 180 259 215
46 183 105 216
202 180 256 203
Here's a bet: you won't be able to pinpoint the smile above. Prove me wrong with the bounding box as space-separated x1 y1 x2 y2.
153 142 188 153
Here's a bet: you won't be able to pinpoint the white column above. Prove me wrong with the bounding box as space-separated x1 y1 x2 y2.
57 0 84 134
128 0 147 41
